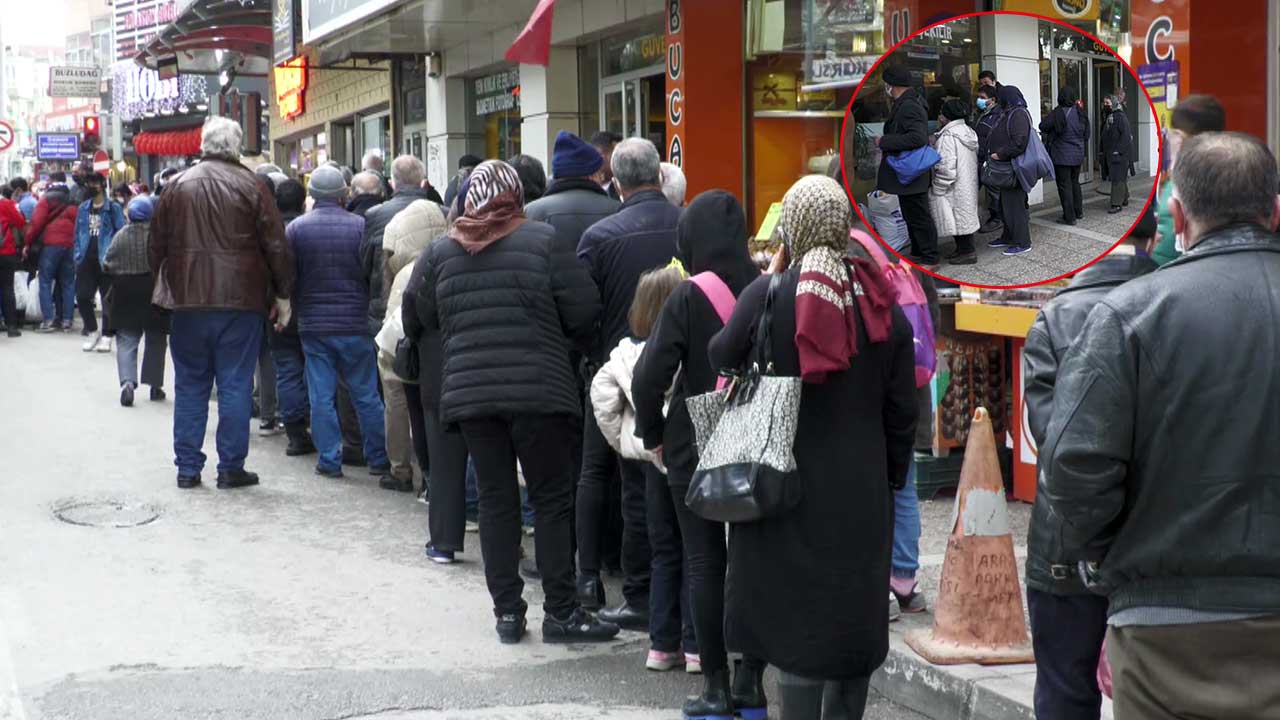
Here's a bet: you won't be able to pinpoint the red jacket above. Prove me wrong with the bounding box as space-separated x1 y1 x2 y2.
26 189 77 250
0 198 24 256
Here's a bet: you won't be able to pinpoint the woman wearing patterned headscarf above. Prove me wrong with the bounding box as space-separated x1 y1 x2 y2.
404 159 617 644
708 175 918 719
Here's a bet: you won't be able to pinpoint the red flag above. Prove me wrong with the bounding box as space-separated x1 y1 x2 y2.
505 0 556 66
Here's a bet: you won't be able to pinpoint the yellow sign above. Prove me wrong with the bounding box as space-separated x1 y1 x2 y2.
1002 0 1099 21
755 201 784 241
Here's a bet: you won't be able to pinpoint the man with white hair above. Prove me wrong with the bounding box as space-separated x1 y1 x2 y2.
360 155 433 342
347 171 385 217
659 162 687 206
150 116 295 490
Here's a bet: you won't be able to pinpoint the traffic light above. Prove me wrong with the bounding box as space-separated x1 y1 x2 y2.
82 116 101 153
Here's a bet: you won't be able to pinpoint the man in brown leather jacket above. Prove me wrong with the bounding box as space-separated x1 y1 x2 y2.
150 117 294 491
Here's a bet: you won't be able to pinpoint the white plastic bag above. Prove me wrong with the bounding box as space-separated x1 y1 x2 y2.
26 279 41 322
866 190 911 253
12 271 27 314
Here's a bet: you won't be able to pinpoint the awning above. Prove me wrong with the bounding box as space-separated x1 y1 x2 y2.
134 128 203 157
134 0 272 77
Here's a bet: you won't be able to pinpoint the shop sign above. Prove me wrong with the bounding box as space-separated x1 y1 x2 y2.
273 0 301 66
1137 59 1179 137
111 61 208 122
36 133 80 161
302 0 400 44
1002 0 1099 21
274 57 308 120
473 68 520 116
48 67 102 98
604 32 666 76
665 0 684 168
807 54 879 87
114 0 178 61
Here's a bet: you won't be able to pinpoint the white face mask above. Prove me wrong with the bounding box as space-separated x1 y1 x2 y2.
1174 232 1187 253
885 85 894 97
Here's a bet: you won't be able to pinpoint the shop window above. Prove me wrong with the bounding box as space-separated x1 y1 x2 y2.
578 43 600 135
361 114 390 162
466 67 521 160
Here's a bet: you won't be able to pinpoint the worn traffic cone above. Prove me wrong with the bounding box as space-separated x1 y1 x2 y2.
905 407 1034 665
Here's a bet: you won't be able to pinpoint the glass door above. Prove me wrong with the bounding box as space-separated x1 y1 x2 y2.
603 83 629 138
1052 53 1092 182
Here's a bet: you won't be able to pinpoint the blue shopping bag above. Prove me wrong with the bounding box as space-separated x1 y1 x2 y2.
886 145 942 186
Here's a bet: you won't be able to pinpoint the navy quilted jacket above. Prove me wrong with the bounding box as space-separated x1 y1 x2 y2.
287 201 370 336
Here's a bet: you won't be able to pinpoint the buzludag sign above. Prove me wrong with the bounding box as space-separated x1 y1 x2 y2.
112 62 208 121
49 66 102 98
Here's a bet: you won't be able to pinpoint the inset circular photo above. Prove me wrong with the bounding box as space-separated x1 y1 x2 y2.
840 10 1161 288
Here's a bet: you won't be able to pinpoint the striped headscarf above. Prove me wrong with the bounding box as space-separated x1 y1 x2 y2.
782 175 894 383
447 159 526 254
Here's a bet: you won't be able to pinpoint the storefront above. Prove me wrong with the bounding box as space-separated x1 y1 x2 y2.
466 66 522 160
268 54 392 175
112 60 211 182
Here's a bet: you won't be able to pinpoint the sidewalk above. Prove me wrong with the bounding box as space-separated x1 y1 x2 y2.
872 494 1114 719
937 175 1155 286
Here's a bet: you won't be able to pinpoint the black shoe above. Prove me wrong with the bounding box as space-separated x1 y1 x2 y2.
731 658 768 720
150 386 166 402
1054 216 1075 226
284 420 316 456
120 384 134 407
177 474 201 489
683 668 733 720
315 465 344 479
369 464 392 477
216 469 260 489
258 419 283 436
519 557 541 581
576 574 606 611
978 220 1003 234
6 328 20 338
1075 212 1084 220
598 602 650 631
947 253 977 266
496 613 527 644
378 475 414 492
542 607 620 643
1108 206 1123 214
342 445 367 467
1123 199 1129 207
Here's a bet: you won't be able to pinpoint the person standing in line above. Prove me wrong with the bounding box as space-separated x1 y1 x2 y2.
1041 86 1090 226
509 154 547 206
361 155 433 339
633 191 765 718
346 171 385 217
11 178 37 221
1022 209 1156 720
707 176 918 720
103 195 169 406
1043 132 1280 719
1151 95 1226 265
251 169 282 437
149 117 295 490
1099 95 1133 214
575 138 679 621
928 99 981 266
443 154 482 209
876 65 938 267
287 165 390 480
26 172 78 332
74 166 127 352
270 178 316 458
413 160 614 643
985 85 1034 256
0 186 25 337
974 85 1004 235
659 162 687 207
591 131 624 200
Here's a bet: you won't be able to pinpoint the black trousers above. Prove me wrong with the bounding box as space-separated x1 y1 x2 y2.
403 382 431 477
1054 164 1083 220
616 459 652 608
424 401 467 553
76 254 108 333
777 671 872 720
998 186 1031 249
461 413 577 619
647 466 696 654
576 406 621 577
953 233 975 255
670 480 729 673
0 255 17 330
1109 163 1130 208
1028 589 1108 720
337 381 364 451
897 191 939 263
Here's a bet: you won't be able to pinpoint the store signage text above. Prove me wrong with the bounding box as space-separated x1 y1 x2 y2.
120 1 176 29
274 0 300 66
1002 0 1098 20
808 55 878 85
112 61 207 121
48 67 102 98
665 0 683 168
115 0 178 61
274 57 308 120
888 8 911 47
917 25 952 42
1145 15 1174 61
473 69 520 116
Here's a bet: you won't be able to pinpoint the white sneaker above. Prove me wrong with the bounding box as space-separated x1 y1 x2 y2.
685 653 702 674
888 592 902 623
82 333 101 352
95 335 113 353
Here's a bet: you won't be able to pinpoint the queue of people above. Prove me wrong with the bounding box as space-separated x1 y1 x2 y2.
874 66 1135 268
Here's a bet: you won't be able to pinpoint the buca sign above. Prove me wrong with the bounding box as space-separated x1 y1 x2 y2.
665 0 684 169
274 57 308 120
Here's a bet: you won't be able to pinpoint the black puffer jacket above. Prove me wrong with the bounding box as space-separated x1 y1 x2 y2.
1100 106 1133 177
1023 252 1155 595
525 178 620 259
632 191 759 482
361 187 433 335
412 220 601 425
1042 223 1280 615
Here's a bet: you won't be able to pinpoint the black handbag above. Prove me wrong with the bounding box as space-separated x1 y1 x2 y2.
981 158 1018 190
684 274 803 524
393 336 420 383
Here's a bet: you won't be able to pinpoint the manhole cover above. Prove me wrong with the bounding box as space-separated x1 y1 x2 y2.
54 501 160 528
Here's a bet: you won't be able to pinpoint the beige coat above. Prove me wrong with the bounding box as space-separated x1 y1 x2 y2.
376 259 418 382
590 337 666 473
381 199 447 305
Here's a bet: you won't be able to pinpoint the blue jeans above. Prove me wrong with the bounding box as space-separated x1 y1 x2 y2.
301 334 388 472
38 245 75 324
271 345 309 424
892 460 921 578
169 310 263 477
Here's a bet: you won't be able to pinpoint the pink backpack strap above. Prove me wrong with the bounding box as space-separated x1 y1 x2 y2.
689 272 736 391
850 228 892 269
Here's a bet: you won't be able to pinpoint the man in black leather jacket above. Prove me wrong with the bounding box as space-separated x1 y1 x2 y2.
1022 212 1156 720
1043 132 1280 719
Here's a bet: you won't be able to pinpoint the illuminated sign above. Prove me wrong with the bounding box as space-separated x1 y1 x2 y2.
274 57 308 120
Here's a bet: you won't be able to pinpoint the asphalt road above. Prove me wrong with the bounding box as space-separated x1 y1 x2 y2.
0 330 926 720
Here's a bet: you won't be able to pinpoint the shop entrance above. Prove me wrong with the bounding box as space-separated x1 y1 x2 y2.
601 68 666 154
1052 50 1129 183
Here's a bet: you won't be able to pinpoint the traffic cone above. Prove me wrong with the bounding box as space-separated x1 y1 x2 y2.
905 407 1034 665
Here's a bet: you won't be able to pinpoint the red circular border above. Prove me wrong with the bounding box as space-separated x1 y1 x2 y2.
839 10 1165 289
